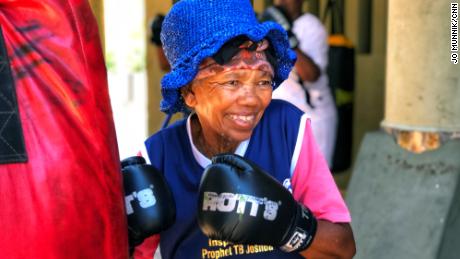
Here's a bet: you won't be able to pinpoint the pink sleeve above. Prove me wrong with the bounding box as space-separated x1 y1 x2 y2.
134 235 160 259
136 145 152 164
291 118 351 223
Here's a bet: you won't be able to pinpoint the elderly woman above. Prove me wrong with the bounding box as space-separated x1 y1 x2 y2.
136 0 355 258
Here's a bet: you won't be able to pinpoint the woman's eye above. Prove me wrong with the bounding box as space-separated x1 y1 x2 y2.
221 80 239 87
258 80 273 87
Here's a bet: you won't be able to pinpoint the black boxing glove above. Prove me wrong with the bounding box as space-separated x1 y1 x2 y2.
121 156 175 253
150 14 164 46
197 154 317 253
259 6 299 49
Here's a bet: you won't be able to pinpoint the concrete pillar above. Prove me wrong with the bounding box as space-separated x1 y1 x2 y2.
382 1 459 132
346 1 460 258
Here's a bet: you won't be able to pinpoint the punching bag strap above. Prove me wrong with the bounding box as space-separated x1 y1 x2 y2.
322 0 344 35
0 26 27 164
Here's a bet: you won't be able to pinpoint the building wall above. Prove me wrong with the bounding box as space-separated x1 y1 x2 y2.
318 0 388 188
347 0 387 161
145 1 175 134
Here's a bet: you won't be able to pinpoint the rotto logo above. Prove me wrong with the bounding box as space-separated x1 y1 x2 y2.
125 185 156 215
202 192 280 221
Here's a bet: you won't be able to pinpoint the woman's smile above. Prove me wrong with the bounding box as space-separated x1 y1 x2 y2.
226 113 257 128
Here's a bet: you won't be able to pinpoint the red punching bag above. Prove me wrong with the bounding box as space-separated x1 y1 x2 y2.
0 0 128 258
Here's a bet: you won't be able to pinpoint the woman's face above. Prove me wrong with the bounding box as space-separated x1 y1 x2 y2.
184 68 273 146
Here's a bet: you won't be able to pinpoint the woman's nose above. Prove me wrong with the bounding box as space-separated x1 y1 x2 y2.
236 84 259 106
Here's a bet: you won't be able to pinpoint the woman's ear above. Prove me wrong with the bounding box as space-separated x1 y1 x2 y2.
181 85 196 108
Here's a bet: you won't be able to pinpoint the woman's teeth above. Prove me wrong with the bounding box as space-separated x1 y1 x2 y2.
229 114 254 122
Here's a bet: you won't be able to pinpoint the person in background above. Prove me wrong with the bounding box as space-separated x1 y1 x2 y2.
150 14 171 72
263 0 338 167
133 0 355 258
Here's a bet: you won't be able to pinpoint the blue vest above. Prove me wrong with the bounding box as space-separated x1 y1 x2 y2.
145 100 304 259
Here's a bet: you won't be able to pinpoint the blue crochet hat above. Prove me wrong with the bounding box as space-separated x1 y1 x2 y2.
160 0 296 114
